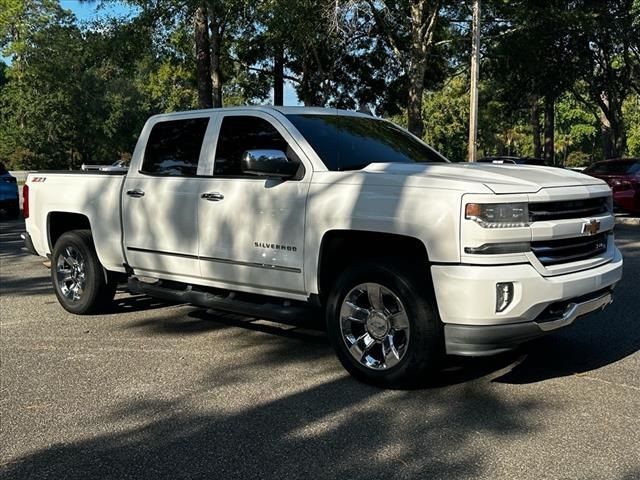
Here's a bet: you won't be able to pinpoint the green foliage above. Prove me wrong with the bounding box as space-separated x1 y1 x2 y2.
624 94 640 156
0 0 638 169
565 151 591 168
555 93 598 161
422 76 469 162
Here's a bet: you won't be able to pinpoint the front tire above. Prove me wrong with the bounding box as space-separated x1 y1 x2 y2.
326 259 444 387
51 230 117 314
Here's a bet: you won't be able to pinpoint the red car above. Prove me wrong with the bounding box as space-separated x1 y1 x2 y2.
583 158 640 215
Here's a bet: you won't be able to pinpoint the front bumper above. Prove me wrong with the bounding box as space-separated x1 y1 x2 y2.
444 289 613 355
432 246 623 356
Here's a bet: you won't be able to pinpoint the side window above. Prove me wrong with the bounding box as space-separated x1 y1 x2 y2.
214 116 292 176
141 118 209 176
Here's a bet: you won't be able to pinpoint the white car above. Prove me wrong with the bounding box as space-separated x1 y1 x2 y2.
22 107 623 386
81 159 130 172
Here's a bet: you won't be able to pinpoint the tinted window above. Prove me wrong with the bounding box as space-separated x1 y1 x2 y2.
286 114 447 171
214 116 293 176
585 160 640 175
141 118 209 176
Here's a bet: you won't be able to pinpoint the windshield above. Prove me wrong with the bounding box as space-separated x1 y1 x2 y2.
285 114 448 171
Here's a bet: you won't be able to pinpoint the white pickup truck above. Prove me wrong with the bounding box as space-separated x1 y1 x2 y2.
22 107 623 386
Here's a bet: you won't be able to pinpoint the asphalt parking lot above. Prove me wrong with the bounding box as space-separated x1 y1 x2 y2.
1 217 639 480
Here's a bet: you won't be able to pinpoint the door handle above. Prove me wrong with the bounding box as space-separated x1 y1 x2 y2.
126 189 145 198
201 192 224 201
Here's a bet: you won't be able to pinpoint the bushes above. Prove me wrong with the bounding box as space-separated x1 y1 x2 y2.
565 151 592 168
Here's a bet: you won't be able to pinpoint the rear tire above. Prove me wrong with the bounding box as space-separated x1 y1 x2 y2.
326 258 443 387
51 230 117 314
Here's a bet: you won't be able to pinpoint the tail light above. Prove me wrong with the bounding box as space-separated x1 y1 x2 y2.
22 184 29 219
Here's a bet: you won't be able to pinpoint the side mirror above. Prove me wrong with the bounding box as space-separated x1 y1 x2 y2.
241 149 299 178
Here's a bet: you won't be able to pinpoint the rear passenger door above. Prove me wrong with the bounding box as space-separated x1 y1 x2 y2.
122 115 213 281
197 111 311 297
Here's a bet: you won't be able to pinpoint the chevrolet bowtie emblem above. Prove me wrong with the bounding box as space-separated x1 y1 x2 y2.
582 219 601 236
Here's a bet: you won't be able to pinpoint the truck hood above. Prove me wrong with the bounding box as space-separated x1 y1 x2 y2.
363 162 606 194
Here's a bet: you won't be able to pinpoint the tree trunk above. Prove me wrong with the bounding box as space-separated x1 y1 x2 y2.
407 3 426 137
407 61 425 137
210 19 223 108
406 1 441 138
368 0 440 137
599 107 614 159
530 97 542 159
543 95 555 165
273 45 284 106
194 3 213 109
598 91 626 159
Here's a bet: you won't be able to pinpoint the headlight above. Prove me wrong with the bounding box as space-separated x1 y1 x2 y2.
465 203 529 228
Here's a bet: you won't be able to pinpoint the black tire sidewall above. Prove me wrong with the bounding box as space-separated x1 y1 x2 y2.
326 259 443 387
51 230 110 314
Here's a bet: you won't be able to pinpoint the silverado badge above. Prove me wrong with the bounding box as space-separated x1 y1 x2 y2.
582 219 601 236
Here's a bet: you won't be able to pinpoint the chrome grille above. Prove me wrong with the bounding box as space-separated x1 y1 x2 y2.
531 233 608 266
529 197 608 222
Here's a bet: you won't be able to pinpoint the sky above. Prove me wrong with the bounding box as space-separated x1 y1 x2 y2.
60 0 138 22
13 0 301 106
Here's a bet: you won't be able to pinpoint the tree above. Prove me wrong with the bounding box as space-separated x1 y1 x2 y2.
624 93 640 156
572 0 640 158
0 1 155 168
364 0 443 136
194 1 212 108
485 0 583 164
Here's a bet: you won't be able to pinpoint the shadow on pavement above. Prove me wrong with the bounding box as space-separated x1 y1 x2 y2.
0 372 539 480
109 292 177 314
0 273 52 297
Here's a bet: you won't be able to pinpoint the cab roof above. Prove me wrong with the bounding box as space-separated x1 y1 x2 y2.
148 106 375 121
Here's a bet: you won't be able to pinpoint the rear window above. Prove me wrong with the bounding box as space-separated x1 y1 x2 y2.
141 118 210 176
585 160 640 175
286 114 446 171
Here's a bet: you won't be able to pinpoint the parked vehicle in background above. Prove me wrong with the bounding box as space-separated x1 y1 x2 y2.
583 158 640 215
0 163 20 219
21 107 623 387
477 156 549 166
81 159 130 172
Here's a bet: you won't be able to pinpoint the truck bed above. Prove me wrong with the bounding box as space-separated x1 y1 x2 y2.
25 171 127 273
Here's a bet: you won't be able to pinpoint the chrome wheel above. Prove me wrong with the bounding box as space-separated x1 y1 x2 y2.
340 282 410 370
56 246 86 302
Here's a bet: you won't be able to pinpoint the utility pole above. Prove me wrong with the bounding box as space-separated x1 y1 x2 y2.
467 0 481 162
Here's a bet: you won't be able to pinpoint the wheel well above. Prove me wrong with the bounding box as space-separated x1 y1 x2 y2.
318 230 430 297
48 212 91 250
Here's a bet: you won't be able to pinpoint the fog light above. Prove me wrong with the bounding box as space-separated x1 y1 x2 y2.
496 282 514 312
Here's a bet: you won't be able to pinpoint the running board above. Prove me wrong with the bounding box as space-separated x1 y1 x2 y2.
127 277 320 324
